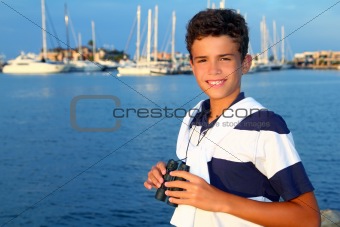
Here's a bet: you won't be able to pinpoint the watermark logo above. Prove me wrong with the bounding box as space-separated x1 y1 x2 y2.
70 95 271 132
70 95 121 132
112 106 268 119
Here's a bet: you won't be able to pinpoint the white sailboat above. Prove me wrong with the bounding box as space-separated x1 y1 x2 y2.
118 6 175 76
69 59 100 72
251 16 271 72
150 9 177 75
64 5 102 73
68 32 102 72
96 59 119 71
3 0 69 74
280 26 294 70
269 20 282 70
118 6 153 76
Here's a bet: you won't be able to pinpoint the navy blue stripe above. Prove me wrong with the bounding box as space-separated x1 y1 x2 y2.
234 110 290 134
208 158 280 201
269 162 314 201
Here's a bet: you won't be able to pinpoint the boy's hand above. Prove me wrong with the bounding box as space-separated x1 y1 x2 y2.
144 161 166 190
164 170 225 212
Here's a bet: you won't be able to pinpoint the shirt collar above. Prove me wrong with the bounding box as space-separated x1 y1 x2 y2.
190 92 246 129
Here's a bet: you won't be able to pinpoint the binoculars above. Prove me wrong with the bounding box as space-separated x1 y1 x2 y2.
155 159 190 207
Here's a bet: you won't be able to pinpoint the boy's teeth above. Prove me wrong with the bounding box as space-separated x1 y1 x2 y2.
209 80 223 85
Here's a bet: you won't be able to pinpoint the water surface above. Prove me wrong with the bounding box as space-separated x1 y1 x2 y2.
0 69 339 226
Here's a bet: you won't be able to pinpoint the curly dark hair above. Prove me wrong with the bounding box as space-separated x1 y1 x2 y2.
186 9 249 61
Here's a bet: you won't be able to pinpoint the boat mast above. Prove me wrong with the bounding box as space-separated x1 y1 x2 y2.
78 33 82 60
171 11 176 63
91 21 96 61
260 16 268 64
272 20 277 63
154 5 158 62
136 5 141 62
244 13 253 56
41 0 47 60
220 0 225 9
147 9 152 63
281 26 285 64
64 4 70 61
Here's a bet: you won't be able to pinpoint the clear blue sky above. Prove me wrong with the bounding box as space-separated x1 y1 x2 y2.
0 0 339 60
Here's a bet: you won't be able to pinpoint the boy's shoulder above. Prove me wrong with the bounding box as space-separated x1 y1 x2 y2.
234 109 290 134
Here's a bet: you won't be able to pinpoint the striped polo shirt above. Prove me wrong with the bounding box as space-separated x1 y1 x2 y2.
190 92 314 202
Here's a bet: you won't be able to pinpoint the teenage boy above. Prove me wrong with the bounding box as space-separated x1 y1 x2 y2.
144 9 320 227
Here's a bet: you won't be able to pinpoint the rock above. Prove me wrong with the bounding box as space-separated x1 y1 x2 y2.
321 209 340 227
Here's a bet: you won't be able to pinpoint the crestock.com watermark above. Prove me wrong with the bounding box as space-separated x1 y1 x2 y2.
112 106 266 119
70 95 269 132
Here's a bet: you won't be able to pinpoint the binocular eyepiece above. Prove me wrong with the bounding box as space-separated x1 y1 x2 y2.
155 159 190 207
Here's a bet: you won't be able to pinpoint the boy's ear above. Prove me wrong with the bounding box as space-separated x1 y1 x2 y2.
242 54 252 74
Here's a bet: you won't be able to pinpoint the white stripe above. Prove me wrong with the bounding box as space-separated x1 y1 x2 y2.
213 130 259 163
255 131 301 179
248 196 273 202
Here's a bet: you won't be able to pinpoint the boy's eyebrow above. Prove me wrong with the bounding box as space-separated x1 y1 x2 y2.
219 53 235 57
218 53 235 58
193 53 235 60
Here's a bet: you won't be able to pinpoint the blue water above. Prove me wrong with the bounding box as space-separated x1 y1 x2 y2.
0 70 339 226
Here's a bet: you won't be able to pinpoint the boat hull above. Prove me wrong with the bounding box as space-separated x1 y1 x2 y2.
117 62 174 76
69 60 102 72
3 62 69 74
117 67 152 76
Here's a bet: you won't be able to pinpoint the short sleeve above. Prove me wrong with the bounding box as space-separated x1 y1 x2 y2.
255 114 314 201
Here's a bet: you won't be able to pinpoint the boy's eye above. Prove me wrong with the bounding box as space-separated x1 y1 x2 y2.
197 59 206 63
220 57 231 61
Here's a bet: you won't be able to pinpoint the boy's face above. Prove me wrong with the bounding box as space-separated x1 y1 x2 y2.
190 35 250 102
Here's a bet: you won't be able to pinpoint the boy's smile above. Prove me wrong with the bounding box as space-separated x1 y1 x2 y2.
206 79 227 87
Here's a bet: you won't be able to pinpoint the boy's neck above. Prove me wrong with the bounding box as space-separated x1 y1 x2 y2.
208 91 241 123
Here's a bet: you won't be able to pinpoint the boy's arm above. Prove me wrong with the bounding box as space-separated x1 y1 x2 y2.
165 171 320 227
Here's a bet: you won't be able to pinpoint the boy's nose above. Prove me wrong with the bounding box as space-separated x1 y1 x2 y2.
208 61 222 75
